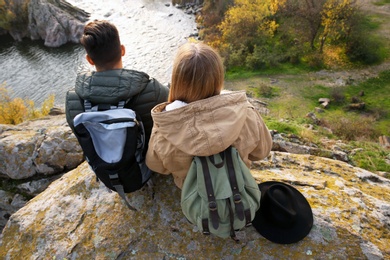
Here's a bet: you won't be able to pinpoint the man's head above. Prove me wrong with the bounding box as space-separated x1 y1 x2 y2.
80 20 125 71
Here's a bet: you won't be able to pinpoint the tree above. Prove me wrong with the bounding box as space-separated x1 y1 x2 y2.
0 0 29 32
217 0 286 68
278 0 327 50
199 0 376 69
0 0 15 30
197 0 234 48
320 0 357 52
219 0 282 49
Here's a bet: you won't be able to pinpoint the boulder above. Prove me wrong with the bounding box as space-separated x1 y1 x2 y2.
5 0 89 47
0 114 82 231
318 98 330 108
0 115 83 179
271 133 349 163
0 152 389 259
347 102 366 110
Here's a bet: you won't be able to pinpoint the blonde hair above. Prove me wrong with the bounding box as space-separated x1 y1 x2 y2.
168 42 224 103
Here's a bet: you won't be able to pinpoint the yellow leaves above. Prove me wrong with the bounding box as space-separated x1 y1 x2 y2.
218 0 280 46
322 45 352 68
203 0 364 69
0 1 16 30
0 85 27 125
321 0 356 39
40 94 55 117
270 0 287 13
0 84 55 125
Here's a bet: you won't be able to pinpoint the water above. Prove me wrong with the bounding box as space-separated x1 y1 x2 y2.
0 0 197 106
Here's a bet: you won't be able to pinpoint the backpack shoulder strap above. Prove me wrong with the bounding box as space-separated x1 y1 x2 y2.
65 90 84 131
109 173 137 211
199 156 220 232
225 147 245 221
226 147 252 226
84 100 92 112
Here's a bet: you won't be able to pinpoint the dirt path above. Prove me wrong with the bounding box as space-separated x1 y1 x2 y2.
359 0 390 15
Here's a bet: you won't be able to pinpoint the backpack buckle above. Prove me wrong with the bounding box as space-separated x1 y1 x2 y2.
209 201 217 211
109 173 121 186
233 194 242 204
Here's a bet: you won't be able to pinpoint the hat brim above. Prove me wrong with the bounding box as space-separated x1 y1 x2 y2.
252 181 313 244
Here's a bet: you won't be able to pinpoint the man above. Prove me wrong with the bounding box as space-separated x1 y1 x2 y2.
65 20 169 147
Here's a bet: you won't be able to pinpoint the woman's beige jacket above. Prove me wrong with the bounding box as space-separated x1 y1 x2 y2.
146 91 273 189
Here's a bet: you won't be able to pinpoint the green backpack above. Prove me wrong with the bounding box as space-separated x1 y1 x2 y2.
181 146 261 241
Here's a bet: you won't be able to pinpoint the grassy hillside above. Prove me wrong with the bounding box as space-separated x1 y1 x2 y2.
224 0 390 175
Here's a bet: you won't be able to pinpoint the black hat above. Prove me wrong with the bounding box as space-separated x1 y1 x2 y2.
252 181 313 244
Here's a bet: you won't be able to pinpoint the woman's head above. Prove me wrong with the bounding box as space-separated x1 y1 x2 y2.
168 42 224 103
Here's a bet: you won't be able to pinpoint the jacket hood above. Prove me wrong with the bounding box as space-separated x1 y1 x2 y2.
75 69 150 104
151 91 251 156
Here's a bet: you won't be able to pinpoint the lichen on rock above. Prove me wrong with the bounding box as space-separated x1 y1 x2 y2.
0 151 389 259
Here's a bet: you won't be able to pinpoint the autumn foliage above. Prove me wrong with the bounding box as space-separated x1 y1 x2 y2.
198 0 384 70
0 84 55 125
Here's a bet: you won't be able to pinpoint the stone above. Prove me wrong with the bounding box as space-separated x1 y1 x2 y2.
348 102 366 110
49 107 65 115
0 152 389 259
306 112 320 124
272 139 349 163
0 115 83 179
0 113 388 258
4 0 89 47
318 98 330 108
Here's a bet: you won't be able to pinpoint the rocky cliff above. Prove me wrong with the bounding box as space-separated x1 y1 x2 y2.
2 0 89 47
0 114 389 259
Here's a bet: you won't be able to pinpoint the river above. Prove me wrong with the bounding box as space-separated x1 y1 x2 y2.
0 0 197 106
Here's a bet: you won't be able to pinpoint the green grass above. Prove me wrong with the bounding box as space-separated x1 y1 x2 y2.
264 118 303 136
301 70 389 137
335 70 390 136
227 68 390 176
344 70 390 114
360 14 382 30
349 141 390 173
225 63 314 80
374 0 390 6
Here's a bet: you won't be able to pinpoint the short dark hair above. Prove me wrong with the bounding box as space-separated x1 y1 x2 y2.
80 20 122 68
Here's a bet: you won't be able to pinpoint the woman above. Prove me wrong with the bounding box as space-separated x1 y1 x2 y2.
146 42 272 189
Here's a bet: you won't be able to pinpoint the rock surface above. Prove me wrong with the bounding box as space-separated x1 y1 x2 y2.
0 114 83 231
4 0 89 47
0 115 83 180
0 112 389 258
0 152 389 259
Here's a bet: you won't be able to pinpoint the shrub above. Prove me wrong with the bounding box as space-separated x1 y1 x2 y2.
330 87 346 104
0 84 55 125
303 52 324 69
320 112 379 141
249 83 275 98
346 33 383 65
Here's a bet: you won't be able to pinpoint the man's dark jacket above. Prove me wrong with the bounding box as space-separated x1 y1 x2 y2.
65 68 169 146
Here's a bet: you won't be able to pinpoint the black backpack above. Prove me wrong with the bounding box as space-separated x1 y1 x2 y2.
73 100 151 210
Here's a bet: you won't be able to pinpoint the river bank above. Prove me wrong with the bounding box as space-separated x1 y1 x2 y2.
0 0 198 106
